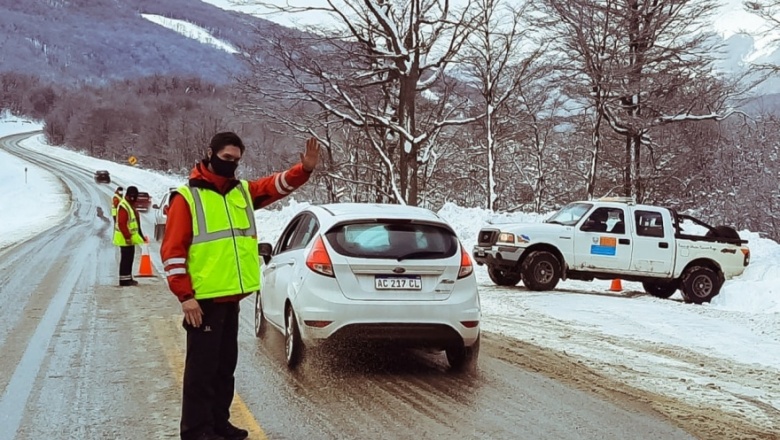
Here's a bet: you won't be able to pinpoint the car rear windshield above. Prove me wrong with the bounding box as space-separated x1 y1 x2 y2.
325 221 458 260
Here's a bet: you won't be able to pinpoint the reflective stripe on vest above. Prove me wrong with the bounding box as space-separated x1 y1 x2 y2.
177 181 261 300
112 199 144 246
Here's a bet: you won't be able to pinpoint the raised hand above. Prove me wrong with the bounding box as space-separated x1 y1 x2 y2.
300 137 320 172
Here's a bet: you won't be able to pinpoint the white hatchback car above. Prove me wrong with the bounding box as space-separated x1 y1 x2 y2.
254 203 481 371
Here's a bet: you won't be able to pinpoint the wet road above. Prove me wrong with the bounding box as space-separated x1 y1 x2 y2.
0 132 698 439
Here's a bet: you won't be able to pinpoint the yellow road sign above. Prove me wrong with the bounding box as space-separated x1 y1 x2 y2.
128 156 137 165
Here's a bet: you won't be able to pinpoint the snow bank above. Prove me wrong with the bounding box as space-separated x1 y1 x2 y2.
0 114 69 249
715 231 780 314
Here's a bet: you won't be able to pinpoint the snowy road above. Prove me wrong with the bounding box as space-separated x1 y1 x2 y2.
0 131 772 439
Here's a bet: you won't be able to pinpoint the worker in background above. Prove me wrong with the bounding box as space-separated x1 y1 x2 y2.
114 185 145 286
161 132 319 440
111 186 124 220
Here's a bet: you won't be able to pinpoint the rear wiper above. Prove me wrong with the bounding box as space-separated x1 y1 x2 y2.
395 251 443 261
547 220 565 225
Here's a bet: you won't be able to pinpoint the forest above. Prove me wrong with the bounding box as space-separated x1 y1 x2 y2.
1 0 780 238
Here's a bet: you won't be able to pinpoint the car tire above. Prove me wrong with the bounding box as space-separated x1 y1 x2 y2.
520 251 561 291
642 281 678 299
680 266 722 304
285 305 304 369
487 266 522 286
254 292 266 338
154 224 165 242
446 334 480 373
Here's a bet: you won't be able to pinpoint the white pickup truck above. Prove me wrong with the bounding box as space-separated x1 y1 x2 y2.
472 198 750 304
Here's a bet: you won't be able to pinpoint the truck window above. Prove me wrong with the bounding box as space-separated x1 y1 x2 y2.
634 210 664 238
580 207 626 234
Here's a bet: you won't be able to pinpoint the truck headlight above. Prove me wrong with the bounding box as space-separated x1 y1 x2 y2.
497 232 515 243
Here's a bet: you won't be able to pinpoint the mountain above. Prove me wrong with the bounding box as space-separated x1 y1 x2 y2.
0 0 289 84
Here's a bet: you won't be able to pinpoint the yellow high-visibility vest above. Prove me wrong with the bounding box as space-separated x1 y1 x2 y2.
113 198 145 246
111 194 121 217
177 181 261 300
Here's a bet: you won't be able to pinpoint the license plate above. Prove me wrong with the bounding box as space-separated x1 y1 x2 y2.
476 248 486 256
374 276 422 290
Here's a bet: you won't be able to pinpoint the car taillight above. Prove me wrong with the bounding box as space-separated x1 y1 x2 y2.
458 244 473 279
306 236 334 277
741 248 750 266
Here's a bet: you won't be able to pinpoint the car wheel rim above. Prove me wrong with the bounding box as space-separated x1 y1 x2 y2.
692 275 713 298
535 262 554 284
285 310 294 360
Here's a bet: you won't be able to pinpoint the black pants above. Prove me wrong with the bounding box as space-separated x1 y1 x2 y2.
181 300 240 440
119 245 135 285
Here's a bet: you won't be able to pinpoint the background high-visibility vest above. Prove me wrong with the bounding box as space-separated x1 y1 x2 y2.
177 181 261 300
112 198 145 246
111 194 121 217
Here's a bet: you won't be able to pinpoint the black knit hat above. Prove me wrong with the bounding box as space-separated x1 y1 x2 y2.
209 132 245 154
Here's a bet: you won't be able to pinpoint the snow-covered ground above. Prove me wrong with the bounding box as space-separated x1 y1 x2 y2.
0 116 70 250
1 115 778 429
141 14 239 54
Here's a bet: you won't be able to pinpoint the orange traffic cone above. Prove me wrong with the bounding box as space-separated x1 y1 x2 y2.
609 279 622 292
136 242 155 278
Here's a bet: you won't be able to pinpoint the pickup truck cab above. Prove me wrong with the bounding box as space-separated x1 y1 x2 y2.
472 197 750 304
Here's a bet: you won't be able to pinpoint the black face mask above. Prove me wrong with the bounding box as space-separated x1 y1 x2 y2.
210 154 239 178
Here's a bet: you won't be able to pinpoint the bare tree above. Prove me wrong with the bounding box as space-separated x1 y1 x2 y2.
539 0 737 202
457 0 542 210
745 0 780 73
238 0 485 205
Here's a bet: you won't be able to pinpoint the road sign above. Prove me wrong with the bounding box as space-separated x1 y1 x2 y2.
128 156 137 166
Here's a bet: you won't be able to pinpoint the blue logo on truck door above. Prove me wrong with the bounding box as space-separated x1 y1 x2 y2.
591 236 617 256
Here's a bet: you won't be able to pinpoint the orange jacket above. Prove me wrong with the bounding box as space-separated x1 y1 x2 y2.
161 160 311 303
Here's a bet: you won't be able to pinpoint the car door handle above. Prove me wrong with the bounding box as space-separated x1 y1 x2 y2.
619 238 630 245
659 242 669 249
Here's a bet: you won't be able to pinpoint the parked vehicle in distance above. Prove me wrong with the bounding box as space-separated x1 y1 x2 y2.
255 203 480 372
473 197 750 304
135 191 152 212
94 170 110 184
152 188 177 241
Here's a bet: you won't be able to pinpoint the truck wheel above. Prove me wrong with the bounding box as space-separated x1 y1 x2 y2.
487 266 522 286
681 266 722 304
521 251 561 291
641 281 678 299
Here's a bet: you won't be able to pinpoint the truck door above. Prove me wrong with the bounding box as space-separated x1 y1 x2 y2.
573 206 633 272
629 209 674 275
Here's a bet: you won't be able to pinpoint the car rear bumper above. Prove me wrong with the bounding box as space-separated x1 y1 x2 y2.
293 280 480 349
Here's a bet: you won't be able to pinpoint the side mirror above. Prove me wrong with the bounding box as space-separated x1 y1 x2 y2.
258 242 273 265
152 204 160 209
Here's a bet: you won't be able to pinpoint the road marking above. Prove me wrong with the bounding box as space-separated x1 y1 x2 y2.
0 261 83 440
150 315 268 440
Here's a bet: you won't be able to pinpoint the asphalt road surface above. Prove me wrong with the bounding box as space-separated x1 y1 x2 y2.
0 131 728 440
